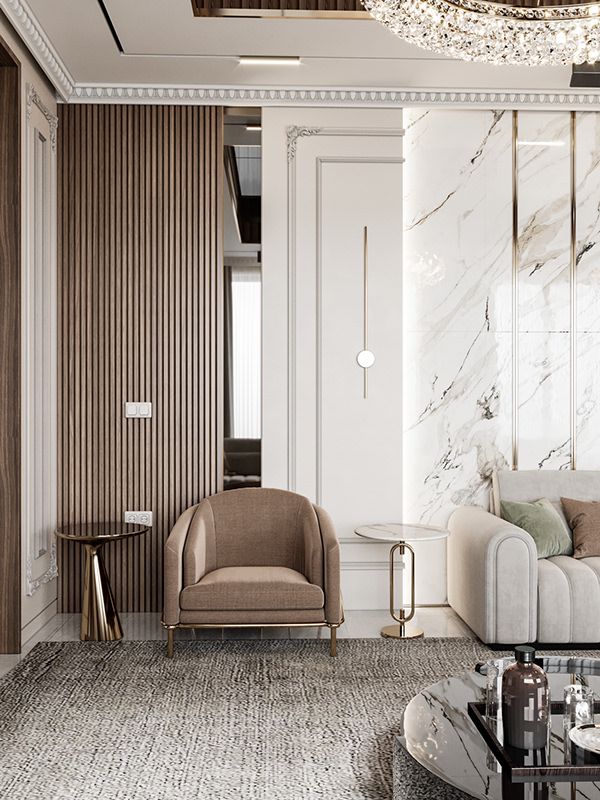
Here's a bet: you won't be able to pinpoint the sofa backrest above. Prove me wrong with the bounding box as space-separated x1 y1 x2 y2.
492 470 600 524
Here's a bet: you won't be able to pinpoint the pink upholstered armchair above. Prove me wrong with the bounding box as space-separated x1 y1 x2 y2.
162 488 343 656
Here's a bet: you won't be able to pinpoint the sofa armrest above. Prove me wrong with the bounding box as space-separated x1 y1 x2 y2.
163 504 199 626
314 504 342 625
447 506 538 644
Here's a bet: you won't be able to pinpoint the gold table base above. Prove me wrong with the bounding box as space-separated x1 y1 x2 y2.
381 623 424 639
384 540 420 641
81 544 123 641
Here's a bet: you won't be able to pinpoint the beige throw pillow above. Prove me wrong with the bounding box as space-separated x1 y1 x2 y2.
561 497 600 558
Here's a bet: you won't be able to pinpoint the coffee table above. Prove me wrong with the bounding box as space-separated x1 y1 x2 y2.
56 522 149 642
354 523 448 638
401 656 600 799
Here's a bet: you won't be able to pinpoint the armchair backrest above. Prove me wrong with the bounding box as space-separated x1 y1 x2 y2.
492 469 600 526
204 488 323 584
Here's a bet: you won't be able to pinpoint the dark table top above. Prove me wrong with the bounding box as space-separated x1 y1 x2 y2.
402 656 600 799
55 522 149 543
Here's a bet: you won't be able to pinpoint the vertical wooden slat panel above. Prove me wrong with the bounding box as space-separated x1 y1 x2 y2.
57 104 224 612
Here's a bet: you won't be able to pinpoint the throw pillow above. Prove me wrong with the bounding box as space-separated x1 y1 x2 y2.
561 497 600 559
500 498 573 559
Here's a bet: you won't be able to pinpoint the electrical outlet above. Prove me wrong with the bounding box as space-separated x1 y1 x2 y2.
125 402 152 419
124 511 153 527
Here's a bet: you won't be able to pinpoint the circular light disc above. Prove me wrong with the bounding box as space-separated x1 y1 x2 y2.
356 350 376 369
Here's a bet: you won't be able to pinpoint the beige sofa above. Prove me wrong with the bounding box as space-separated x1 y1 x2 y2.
162 487 343 656
448 470 600 645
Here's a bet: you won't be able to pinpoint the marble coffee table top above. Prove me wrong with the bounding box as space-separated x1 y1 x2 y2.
401 656 600 799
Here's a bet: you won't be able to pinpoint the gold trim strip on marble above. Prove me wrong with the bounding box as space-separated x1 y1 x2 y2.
570 110 577 470
512 110 519 471
363 225 369 399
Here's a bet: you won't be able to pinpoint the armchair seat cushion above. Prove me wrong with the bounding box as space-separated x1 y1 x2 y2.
180 566 325 612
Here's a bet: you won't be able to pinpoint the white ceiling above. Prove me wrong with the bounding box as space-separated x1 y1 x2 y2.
24 0 571 92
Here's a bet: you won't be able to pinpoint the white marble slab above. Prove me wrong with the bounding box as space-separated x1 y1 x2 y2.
576 111 600 335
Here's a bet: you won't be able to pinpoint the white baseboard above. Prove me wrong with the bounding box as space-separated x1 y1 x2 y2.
21 599 57 645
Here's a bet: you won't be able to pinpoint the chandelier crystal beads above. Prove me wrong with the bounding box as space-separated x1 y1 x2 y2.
362 0 600 65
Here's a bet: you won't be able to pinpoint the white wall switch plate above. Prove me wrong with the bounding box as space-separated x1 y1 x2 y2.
124 402 153 419
124 511 153 527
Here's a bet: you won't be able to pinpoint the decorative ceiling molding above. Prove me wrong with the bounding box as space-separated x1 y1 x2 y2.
3 0 600 109
0 0 74 100
69 84 600 109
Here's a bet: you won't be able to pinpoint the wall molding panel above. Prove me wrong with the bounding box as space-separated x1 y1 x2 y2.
58 104 223 612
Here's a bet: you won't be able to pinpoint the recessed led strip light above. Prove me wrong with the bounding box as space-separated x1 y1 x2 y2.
238 56 302 65
246 125 262 131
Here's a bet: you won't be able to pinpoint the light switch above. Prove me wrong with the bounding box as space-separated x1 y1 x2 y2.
125 402 153 419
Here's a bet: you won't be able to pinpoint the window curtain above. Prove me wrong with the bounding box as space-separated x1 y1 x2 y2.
231 266 261 438
223 265 234 439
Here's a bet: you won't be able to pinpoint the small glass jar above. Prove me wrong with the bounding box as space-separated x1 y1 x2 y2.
502 645 550 750
564 684 594 730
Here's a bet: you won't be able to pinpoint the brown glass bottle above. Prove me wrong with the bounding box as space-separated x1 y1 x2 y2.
501 645 549 750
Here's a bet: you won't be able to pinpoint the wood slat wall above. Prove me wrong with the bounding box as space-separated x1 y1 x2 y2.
0 41 21 653
58 104 223 613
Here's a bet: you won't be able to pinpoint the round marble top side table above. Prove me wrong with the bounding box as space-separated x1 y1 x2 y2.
354 523 449 639
55 522 149 642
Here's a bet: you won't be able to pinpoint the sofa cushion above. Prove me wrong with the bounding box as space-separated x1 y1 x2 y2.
179 566 325 611
492 470 600 527
561 497 600 559
500 498 572 558
538 556 600 642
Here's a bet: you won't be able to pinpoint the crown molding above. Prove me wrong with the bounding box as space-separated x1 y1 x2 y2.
0 0 74 100
3 0 600 109
69 83 600 109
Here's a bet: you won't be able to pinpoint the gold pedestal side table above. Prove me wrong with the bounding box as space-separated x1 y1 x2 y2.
56 522 149 642
354 523 449 639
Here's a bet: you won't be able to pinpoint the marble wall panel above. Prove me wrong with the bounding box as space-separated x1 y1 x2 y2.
576 112 600 468
516 112 572 470
403 109 513 523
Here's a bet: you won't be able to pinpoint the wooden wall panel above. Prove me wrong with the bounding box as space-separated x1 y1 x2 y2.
0 40 21 652
58 105 223 612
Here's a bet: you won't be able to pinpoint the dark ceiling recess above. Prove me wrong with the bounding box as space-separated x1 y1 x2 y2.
191 0 366 16
571 64 600 88
97 0 124 53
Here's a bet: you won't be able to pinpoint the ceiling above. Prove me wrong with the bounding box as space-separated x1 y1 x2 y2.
18 0 571 95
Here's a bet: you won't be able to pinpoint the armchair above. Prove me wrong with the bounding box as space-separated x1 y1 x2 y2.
162 487 343 656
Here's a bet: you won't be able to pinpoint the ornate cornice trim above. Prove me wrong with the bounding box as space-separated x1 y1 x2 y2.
25 540 58 597
26 82 58 151
287 125 321 161
69 83 600 109
0 0 74 100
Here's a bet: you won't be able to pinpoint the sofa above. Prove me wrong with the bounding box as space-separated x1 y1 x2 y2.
162 487 343 656
448 470 600 645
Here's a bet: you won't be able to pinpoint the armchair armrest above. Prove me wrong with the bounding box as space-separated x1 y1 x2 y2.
448 506 538 644
314 504 342 625
163 504 199 626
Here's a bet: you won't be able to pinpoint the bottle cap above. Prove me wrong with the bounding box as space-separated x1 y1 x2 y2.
514 644 536 664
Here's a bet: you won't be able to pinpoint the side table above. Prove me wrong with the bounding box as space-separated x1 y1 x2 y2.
55 522 149 641
354 522 449 639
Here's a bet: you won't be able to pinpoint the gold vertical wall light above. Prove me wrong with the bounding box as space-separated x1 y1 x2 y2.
356 225 376 398
512 110 519 471
570 110 577 470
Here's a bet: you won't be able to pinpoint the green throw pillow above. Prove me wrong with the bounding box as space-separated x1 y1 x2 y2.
500 498 573 559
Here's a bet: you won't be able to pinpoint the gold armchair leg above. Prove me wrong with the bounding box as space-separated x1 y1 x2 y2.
328 624 338 657
166 627 174 658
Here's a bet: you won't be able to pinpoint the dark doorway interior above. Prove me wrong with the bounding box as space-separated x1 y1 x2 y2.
0 36 21 654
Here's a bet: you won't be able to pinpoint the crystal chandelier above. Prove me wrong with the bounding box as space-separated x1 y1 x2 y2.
362 0 600 65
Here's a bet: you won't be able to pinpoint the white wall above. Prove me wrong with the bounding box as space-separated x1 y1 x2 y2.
0 12 59 642
262 108 417 609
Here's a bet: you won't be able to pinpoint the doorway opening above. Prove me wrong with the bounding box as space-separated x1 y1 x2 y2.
223 109 262 490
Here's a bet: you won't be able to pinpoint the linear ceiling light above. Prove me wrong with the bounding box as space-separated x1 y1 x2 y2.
238 56 301 65
246 125 262 131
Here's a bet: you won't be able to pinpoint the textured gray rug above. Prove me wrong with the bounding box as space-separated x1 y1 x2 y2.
0 638 494 799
